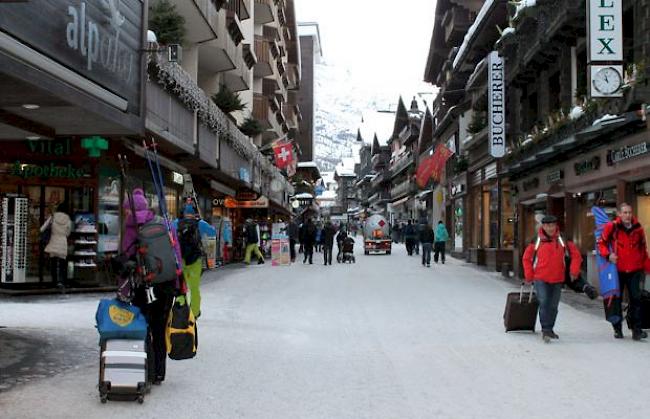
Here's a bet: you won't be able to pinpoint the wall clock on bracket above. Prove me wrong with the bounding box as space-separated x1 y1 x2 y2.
590 65 623 98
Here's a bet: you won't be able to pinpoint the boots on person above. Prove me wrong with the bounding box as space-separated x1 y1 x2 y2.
613 323 624 339
583 284 598 300
632 329 648 341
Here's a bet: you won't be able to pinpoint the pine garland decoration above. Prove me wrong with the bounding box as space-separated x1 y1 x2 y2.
239 117 265 137
211 85 246 114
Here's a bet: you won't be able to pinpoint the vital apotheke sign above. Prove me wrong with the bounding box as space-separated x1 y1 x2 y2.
488 52 505 158
588 0 623 62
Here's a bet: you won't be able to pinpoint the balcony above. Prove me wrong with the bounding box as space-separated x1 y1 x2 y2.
253 36 273 77
224 0 250 20
170 0 218 44
368 191 390 205
391 178 415 200
371 153 388 170
371 170 389 189
277 60 286 77
253 94 272 129
242 43 257 69
277 5 286 26
443 6 471 46
223 44 251 92
254 0 275 24
390 152 414 178
198 10 237 73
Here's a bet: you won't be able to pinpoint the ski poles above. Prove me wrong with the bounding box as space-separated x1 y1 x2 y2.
142 138 186 293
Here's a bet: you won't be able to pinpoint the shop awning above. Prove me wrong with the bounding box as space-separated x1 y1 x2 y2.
416 189 433 199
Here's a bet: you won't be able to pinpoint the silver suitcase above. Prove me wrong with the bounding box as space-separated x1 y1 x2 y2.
99 339 147 403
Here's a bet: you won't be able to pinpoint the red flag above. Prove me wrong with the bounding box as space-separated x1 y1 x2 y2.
273 142 294 169
415 155 436 188
430 143 454 182
286 158 297 177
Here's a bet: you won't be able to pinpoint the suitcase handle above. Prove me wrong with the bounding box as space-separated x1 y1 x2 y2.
519 284 535 303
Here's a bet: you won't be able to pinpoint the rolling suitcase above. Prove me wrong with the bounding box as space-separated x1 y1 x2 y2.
504 285 539 332
99 339 147 403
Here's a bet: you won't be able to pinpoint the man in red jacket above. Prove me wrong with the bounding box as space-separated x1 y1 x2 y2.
597 203 650 340
522 215 583 343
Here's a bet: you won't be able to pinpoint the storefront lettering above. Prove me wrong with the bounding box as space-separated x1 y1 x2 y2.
522 178 539 192
574 156 601 175
26 138 72 156
607 142 649 165
488 51 506 158
588 0 623 62
546 170 564 184
66 1 135 83
12 161 86 179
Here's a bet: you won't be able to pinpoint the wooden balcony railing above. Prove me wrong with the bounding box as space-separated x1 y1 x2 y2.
253 94 270 122
254 36 270 64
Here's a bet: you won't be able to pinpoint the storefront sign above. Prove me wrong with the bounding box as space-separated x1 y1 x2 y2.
237 192 258 200
574 156 601 175
588 0 623 62
488 51 506 158
26 138 72 156
522 177 540 192
11 161 86 179
224 196 269 209
0 0 144 113
450 183 465 197
607 142 649 165
546 170 564 184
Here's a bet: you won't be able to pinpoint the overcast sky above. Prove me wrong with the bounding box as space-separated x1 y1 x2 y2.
295 0 437 102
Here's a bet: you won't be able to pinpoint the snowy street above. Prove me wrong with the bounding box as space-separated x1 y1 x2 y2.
1 242 649 419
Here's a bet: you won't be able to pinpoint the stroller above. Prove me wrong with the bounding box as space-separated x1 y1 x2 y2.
338 236 356 263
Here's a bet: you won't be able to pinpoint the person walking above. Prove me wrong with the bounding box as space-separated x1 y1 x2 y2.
244 219 265 265
41 201 72 290
597 203 650 340
434 221 450 264
322 220 336 265
419 223 435 267
403 220 416 256
300 218 317 264
336 228 348 263
522 215 582 343
288 218 299 263
315 222 323 253
175 204 208 319
122 188 180 385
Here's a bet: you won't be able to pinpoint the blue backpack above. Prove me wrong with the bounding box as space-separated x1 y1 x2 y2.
95 299 148 342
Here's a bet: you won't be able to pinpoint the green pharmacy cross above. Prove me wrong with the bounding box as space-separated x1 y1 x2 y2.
81 136 109 158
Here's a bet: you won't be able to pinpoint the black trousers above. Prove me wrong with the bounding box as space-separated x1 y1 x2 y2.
434 242 446 263
133 285 174 382
405 239 415 255
610 270 644 330
289 239 296 262
50 257 67 285
303 243 314 263
323 244 333 265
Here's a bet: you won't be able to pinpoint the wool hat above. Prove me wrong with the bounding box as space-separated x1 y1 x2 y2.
541 215 558 224
124 188 149 212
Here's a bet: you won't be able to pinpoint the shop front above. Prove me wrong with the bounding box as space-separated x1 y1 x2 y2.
448 174 467 258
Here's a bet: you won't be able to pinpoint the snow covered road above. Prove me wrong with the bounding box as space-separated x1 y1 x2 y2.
1 243 648 419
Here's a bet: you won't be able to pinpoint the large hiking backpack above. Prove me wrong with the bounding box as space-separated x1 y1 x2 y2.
137 217 178 284
177 218 203 264
245 223 259 244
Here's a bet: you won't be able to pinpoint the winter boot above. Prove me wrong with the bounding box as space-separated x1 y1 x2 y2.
542 330 553 343
549 331 559 339
632 329 648 341
583 284 598 300
614 324 624 339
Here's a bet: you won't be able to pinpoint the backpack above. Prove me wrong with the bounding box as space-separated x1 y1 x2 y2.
177 218 203 265
137 218 178 284
245 224 259 244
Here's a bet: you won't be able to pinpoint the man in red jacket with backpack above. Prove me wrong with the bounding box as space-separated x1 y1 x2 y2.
522 215 583 343
597 203 650 341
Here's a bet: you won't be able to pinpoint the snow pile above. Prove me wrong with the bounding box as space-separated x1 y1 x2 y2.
514 0 537 20
569 106 585 121
592 114 619 126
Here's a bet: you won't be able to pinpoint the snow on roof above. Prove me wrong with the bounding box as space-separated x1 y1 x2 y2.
359 110 397 146
294 192 314 199
452 0 496 70
297 162 319 168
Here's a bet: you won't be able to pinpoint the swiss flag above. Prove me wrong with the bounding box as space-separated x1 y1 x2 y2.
273 142 294 169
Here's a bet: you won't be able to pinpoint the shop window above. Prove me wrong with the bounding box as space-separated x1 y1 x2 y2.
574 188 617 254
501 183 515 248
635 181 650 245
471 186 481 248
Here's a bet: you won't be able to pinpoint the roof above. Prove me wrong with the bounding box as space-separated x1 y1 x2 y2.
359 110 397 146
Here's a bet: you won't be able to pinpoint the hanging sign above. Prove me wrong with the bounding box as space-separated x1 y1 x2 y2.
488 51 505 158
587 0 623 62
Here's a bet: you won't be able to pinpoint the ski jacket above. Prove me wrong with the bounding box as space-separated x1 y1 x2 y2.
597 216 650 273
322 224 336 246
522 228 582 284
301 223 317 245
403 224 416 239
43 212 72 259
419 228 435 244
435 224 449 243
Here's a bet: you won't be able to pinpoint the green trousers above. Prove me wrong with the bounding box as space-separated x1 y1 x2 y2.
244 243 264 263
182 259 202 318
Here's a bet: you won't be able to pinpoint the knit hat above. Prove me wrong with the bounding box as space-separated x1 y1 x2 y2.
124 188 149 211
541 215 558 224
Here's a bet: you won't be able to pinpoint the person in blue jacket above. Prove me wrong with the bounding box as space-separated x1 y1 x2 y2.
434 221 449 264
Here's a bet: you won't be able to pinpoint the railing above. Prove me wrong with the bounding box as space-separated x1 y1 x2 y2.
252 94 270 126
254 36 271 65
391 178 414 199
390 152 414 178
224 0 248 20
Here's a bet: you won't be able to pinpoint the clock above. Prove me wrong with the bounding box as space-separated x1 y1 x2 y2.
590 65 623 97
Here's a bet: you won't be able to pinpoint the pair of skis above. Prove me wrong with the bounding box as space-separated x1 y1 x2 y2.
142 139 186 293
